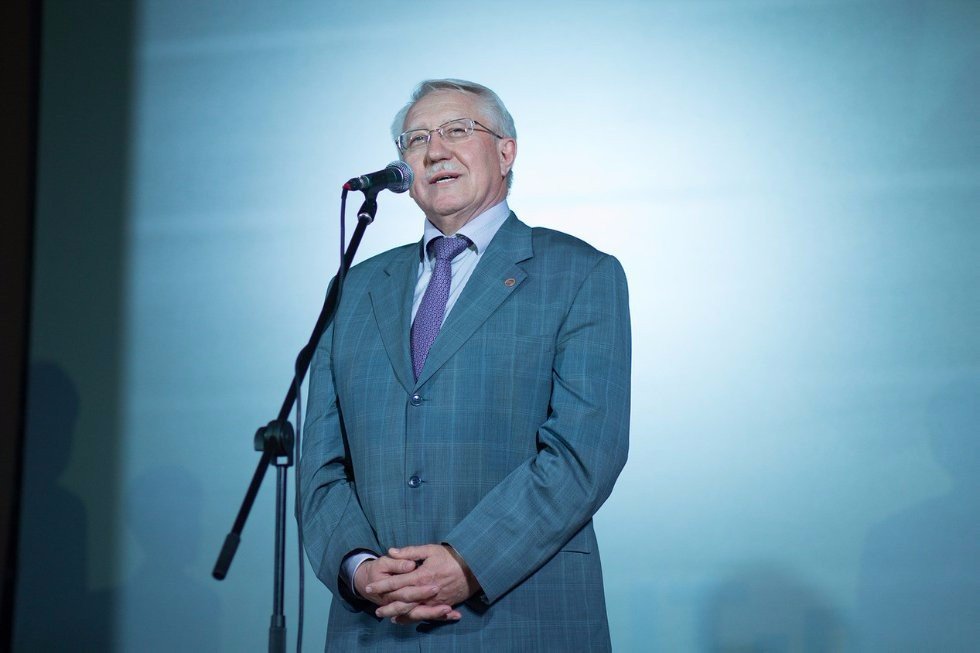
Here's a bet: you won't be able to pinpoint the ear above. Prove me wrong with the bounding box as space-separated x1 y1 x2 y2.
497 138 517 177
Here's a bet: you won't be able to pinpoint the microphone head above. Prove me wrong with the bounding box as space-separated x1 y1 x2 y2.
386 160 414 193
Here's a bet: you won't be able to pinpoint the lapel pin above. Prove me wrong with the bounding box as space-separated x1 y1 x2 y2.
504 278 516 287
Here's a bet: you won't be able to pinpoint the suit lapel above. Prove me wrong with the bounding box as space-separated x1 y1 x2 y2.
369 244 420 394
415 214 534 387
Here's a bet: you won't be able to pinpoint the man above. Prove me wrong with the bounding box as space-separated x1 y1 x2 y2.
300 79 630 651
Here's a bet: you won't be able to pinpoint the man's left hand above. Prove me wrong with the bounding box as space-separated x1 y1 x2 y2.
367 544 480 624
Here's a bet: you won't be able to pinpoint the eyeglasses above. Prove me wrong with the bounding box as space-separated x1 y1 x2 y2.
396 118 504 153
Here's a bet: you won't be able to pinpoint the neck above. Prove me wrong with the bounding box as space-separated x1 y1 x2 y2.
427 193 507 236
429 215 470 236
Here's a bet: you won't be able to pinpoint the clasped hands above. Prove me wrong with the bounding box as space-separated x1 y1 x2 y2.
354 544 480 625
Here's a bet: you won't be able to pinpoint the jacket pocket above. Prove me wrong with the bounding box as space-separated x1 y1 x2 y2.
560 522 595 554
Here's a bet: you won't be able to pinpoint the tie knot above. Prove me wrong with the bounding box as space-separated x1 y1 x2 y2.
429 236 470 262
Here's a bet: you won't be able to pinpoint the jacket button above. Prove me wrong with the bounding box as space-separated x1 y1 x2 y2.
407 475 422 488
410 394 422 406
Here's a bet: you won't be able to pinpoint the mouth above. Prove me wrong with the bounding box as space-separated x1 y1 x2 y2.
428 172 461 185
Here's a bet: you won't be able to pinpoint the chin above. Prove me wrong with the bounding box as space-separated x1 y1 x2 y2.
425 196 468 218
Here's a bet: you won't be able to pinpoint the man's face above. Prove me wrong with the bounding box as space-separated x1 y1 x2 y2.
401 90 516 233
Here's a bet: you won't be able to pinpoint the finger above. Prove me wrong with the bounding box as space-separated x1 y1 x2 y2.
371 556 417 575
375 600 419 619
378 583 440 604
391 604 456 624
365 570 422 595
388 545 436 560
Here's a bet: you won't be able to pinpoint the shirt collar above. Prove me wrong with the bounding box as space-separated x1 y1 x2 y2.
420 200 510 261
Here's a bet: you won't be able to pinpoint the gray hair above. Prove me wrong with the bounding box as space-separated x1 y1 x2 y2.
391 79 516 189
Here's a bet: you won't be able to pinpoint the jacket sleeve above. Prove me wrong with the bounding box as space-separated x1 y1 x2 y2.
299 320 383 612
444 253 631 603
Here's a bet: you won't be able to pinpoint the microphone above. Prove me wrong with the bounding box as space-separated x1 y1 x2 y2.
344 161 413 193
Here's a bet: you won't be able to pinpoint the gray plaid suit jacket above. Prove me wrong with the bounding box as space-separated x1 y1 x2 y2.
301 212 631 651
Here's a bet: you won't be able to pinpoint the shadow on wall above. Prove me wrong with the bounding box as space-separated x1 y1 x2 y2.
14 361 113 650
15 364 222 649
855 375 980 651
701 564 847 652
115 464 222 652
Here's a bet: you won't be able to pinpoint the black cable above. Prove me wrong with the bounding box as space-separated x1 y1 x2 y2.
293 373 304 653
294 187 350 651
339 189 348 287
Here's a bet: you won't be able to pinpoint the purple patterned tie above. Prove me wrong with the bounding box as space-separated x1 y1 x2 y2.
411 235 470 380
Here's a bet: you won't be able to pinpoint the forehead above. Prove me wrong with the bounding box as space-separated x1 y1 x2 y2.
404 90 484 130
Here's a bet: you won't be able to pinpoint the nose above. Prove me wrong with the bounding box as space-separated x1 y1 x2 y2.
424 129 451 162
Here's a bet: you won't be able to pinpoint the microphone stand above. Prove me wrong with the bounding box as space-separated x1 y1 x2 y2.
212 188 381 652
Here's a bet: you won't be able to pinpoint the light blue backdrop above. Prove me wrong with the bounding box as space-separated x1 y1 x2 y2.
18 0 978 651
